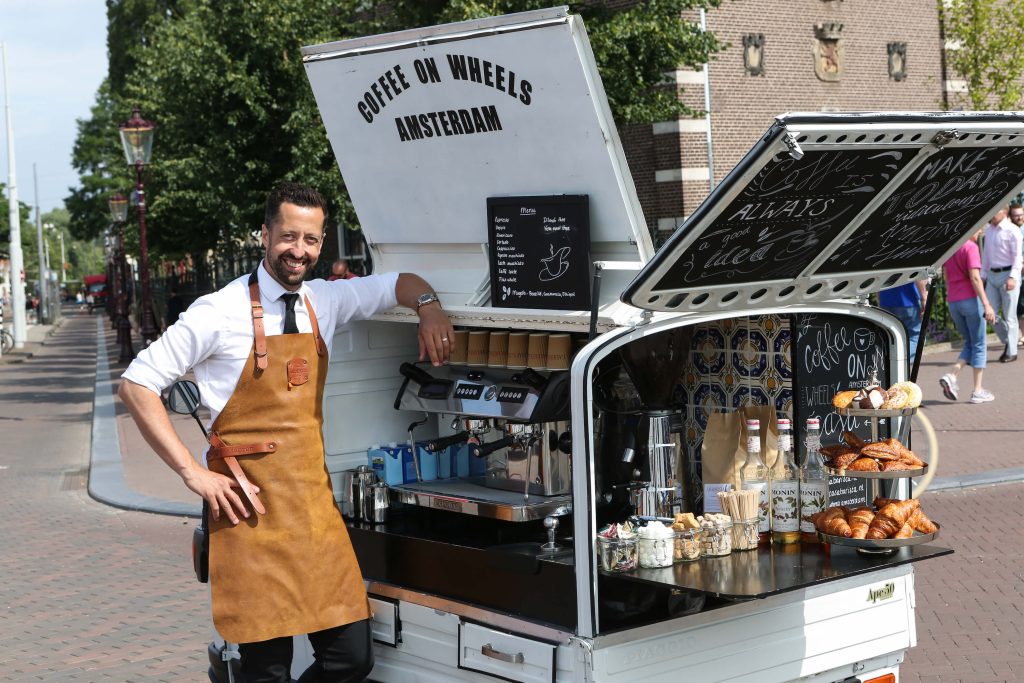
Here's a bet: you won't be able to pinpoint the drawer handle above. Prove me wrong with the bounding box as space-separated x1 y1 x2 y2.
481 643 525 665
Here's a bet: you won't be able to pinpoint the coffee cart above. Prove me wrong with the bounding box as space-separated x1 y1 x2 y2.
289 7 1024 682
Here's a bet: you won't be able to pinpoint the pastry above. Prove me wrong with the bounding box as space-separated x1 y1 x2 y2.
820 443 854 460
894 521 916 539
854 386 888 409
889 381 923 408
880 459 917 471
832 390 859 409
845 457 881 471
866 499 920 539
847 507 875 539
842 431 866 450
817 507 852 537
860 441 900 461
832 450 862 470
880 387 910 410
907 507 938 534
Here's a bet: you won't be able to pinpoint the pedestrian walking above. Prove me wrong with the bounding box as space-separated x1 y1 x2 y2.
939 228 997 403
118 182 453 682
328 258 358 280
981 206 1022 362
878 280 927 360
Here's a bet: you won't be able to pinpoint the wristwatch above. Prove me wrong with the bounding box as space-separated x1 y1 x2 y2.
415 292 441 311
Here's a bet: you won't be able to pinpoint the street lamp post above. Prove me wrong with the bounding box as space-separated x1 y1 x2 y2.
118 105 158 345
108 193 135 362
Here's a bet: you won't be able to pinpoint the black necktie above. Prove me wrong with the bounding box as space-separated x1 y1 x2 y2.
281 293 299 334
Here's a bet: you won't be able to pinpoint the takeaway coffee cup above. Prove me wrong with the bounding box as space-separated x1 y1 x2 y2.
547 333 572 371
527 333 549 370
467 331 489 367
507 332 529 370
450 330 469 364
488 331 509 368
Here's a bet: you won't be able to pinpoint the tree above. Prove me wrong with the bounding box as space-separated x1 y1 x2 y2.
940 0 1024 110
0 182 33 245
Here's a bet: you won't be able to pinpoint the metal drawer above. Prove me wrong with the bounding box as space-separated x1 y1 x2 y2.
458 621 555 683
369 596 399 647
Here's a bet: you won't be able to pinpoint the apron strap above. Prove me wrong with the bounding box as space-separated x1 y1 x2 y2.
208 441 278 459
209 431 267 515
304 294 327 357
248 271 268 372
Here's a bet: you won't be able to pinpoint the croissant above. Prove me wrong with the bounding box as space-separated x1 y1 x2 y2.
873 496 899 508
907 507 938 534
847 507 875 539
894 521 915 539
818 507 852 537
866 499 920 539
860 442 900 461
845 457 881 471
842 431 866 450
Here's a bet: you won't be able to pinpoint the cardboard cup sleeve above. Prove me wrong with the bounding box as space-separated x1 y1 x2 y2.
450 330 469 364
507 332 529 370
467 331 489 367
488 331 509 368
547 333 572 370
527 333 549 370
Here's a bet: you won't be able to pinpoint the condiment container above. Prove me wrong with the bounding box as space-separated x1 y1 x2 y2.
732 518 759 551
701 518 733 557
637 522 675 568
673 528 701 562
596 536 637 572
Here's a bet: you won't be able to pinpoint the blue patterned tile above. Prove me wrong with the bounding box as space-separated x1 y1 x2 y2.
694 383 728 429
731 328 768 378
775 388 794 416
732 385 770 409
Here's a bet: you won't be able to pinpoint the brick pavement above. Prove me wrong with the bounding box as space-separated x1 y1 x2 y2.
0 309 207 682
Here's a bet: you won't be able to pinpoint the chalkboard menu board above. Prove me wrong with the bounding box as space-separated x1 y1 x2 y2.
652 149 912 290
488 195 591 311
823 145 1024 273
790 313 892 508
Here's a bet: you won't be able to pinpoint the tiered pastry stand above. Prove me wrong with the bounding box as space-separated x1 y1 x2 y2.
819 406 939 554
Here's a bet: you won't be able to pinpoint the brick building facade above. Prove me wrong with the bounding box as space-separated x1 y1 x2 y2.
621 0 947 242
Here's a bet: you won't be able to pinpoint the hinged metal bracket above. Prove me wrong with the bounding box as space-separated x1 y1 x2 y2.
782 131 804 160
931 129 958 148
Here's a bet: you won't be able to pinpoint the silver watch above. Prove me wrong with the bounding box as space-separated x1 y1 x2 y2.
415 292 440 311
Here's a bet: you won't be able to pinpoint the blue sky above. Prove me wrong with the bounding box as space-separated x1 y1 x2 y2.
2 1 107 213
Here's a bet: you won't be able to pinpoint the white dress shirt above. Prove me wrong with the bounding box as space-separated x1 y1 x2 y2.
981 218 1023 282
123 263 399 423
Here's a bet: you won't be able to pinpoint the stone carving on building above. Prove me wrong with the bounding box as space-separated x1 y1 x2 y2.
813 22 844 82
888 42 907 81
743 33 766 76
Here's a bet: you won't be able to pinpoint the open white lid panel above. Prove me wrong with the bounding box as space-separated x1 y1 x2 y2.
302 7 652 325
622 112 1024 313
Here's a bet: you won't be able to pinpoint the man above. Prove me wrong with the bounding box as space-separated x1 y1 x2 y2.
328 258 358 280
1010 204 1024 330
981 206 1023 362
119 182 453 682
877 279 928 360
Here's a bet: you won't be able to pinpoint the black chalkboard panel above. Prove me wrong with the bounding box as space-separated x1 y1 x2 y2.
488 195 591 311
652 149 913 290
790 313 892 508
823 145 1024 273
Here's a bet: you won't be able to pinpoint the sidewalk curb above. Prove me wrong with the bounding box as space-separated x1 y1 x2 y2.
88 316 201 519
924 468 1024 493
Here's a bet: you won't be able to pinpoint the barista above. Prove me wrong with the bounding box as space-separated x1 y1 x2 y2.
119 182 453 682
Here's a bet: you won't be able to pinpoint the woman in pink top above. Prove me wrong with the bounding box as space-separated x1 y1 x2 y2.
939 228 997 403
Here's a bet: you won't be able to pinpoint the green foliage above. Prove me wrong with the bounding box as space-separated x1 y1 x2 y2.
940 0 1024 110
0 183 34 246
68 0 723 260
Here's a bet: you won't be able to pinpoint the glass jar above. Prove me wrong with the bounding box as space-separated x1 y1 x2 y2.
732 518 759 551
673 528 701 562
701 520 733 557
638 536 674 568
596 536 637 572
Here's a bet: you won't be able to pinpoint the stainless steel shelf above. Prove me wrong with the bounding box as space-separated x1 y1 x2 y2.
390 478 571 522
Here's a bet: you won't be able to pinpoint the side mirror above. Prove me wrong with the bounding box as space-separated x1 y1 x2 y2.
167 379 201 416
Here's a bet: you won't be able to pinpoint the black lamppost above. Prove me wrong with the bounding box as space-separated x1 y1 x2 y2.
118 105 158 345
109 193 135 362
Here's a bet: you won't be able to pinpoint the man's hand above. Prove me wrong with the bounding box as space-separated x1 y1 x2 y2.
984 302 997 324
1008 277 1016 292
417 304 454 367
182 465 259 526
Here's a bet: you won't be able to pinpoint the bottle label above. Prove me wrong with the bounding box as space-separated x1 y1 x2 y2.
799 481 827 533
742 481 769 532
779 433 792 454
771 480 799 532
747 436 760 454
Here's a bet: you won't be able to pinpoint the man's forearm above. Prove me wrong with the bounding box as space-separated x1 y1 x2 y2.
394 273 437 310
118 379 203 479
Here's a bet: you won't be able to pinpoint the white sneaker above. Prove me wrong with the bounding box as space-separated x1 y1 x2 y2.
939 374 959 401
970 389 995 404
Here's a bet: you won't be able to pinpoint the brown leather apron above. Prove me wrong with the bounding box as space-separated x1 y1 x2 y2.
205 275 370 644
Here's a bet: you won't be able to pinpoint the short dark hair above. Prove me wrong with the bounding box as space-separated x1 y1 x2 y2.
264 182 329 231
1010 203 1023 212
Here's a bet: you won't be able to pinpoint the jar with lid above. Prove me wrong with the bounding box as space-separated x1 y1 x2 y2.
673 528 701 562
732 518 759 551
596 536 637 572
700 515 733 557
637 521 675 568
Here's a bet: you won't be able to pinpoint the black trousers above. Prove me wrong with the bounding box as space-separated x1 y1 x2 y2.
238 618 374 683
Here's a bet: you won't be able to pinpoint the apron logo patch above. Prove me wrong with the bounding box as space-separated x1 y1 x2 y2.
287 358 310 388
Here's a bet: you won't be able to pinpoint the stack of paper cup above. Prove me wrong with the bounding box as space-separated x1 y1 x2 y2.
467 331 489 367
488 331 509 368
507 332 529 370
547 333 571 371
527 333 549 370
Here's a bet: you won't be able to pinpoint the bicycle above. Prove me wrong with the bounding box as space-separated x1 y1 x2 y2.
1 328 13 354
